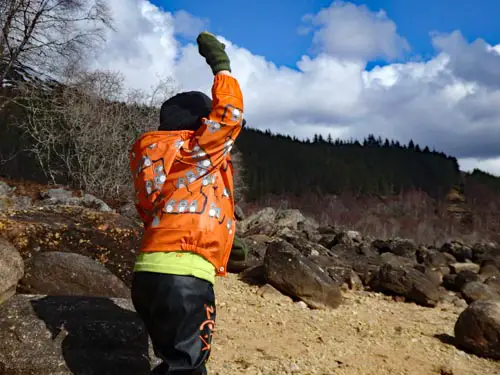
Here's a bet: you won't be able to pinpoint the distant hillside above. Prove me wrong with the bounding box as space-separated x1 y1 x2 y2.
1 65 500 208
236 128 467 200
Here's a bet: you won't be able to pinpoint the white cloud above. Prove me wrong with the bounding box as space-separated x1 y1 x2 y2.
301 1 410 61
91 0 500 177
172 10 209 39
458 157 500 176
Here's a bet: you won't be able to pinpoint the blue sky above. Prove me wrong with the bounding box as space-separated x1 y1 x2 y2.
95 0 500 175
153 0 500 68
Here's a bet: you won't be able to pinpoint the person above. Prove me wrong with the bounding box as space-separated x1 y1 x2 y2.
129 31 245 374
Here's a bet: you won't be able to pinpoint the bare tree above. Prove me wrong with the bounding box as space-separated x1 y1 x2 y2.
0 0 112 90
17 69 179 200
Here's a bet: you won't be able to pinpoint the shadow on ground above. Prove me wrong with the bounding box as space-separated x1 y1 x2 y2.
31 296 151 375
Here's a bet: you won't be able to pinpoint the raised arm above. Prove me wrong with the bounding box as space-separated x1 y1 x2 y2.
193 32 244 166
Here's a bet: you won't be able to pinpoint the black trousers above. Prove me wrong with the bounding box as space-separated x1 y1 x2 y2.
131 272 216 375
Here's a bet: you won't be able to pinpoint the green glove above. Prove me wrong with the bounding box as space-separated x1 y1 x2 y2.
229 235 248 262
197 31 231 75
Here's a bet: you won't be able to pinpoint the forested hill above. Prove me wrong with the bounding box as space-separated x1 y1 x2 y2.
235 127 498 201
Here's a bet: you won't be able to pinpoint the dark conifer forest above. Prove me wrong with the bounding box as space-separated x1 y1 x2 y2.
235 127 497 201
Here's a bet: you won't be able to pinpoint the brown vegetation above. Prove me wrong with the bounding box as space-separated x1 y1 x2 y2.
241 189 500 246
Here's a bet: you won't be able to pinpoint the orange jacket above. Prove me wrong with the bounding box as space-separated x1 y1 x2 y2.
129 74 244 276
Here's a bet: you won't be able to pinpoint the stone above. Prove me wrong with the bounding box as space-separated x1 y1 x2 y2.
0 181 13 196
372 238 417 260
0 238 24 304
454 300 500 359
441 241 473 262
238 207 276 235
274 209 307 230
479 259 500 279
370 253 442 307
472 242 500 264
328 266 364 291
0 205 141 287
485 276 500 295
264 240 342 309
0 294 153 374
19 252 130 298
450 263 480 274
118 202 140 221
39 188 112 212
416 248 454 268
234 205 245 221
455 270 482 290
461 281 500 304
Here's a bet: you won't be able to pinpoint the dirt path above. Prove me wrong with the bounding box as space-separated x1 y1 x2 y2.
207 273 500 375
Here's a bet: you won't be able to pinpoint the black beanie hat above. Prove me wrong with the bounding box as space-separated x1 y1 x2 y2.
159 91 212 131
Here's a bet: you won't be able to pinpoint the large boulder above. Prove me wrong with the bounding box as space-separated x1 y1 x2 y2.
0 294 153 374
279 231 330 257
370 253 442 307
454 300 500 360
461 281 500 304
0 205 141 286
274 209 307 230
237 207 318 238
19 252 130 298
237 207 276 236
0 238 24 304
264 240 342 309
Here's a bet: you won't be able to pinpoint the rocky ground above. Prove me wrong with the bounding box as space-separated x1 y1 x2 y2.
0 179 500 374
209 274 500 375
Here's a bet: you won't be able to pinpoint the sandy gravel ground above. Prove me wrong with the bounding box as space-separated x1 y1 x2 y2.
205 273 500 375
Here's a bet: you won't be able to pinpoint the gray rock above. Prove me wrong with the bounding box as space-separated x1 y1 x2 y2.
373 238 417 260
19 252 130 298
279 231 330 258
234 205 245 221
472 241 500 264
416 247 455 268
450 263 480 274
118 202 140 221
455 270 482 290
328 266 364 291
479 259 500 279
274 209 306 230
455 300 500 359
0 238 24 304
239 207 277 236
264 240 342 309
461 281 500 304
0 294 153 374
0 181 13 196
485 276 500 294
39 188 112 212
441 241 473 262
371 253 442 307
